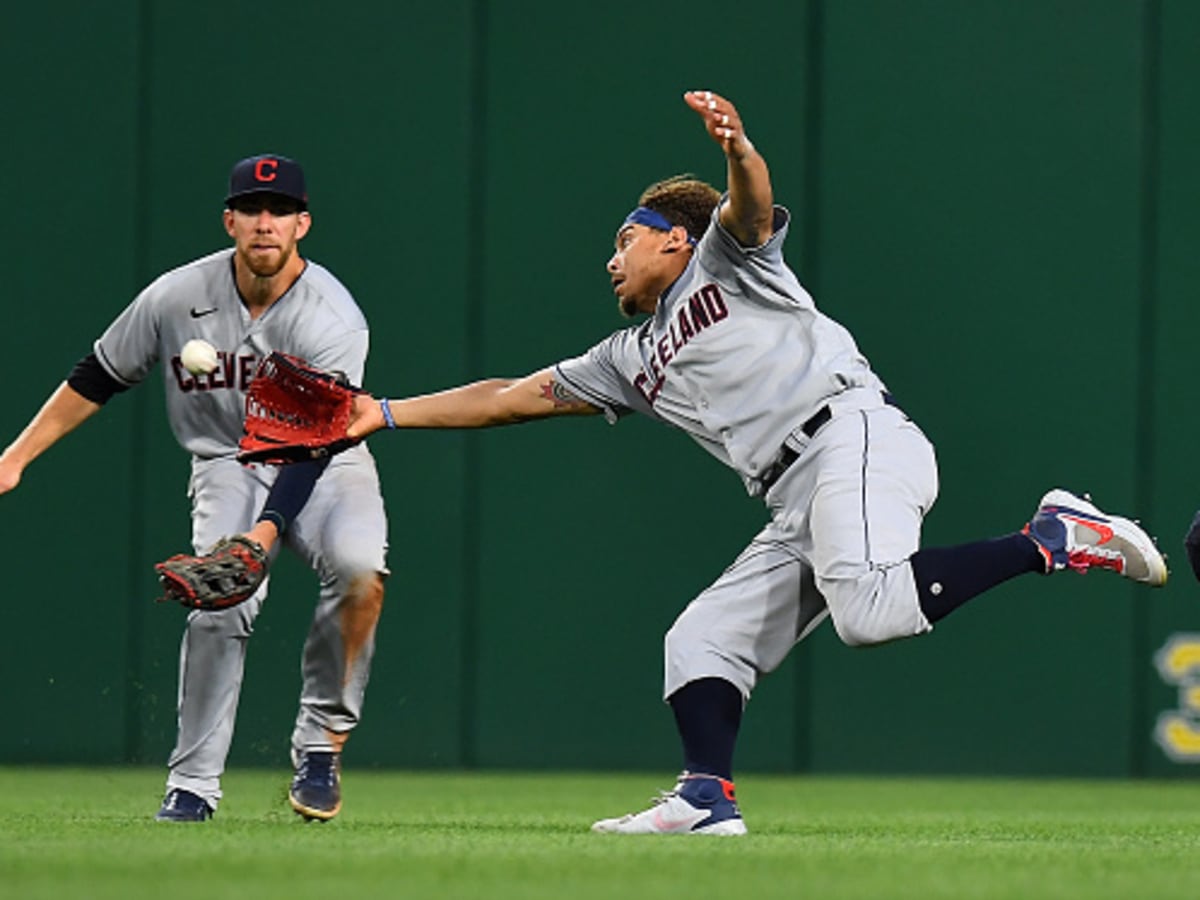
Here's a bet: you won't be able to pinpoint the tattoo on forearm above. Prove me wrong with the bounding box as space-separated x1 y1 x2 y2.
540 379 585 408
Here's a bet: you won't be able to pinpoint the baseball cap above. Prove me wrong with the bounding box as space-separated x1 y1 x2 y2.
225 154 308 210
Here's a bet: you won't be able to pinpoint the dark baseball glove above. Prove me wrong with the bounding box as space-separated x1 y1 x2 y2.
237 351 362 465
155 535 268 611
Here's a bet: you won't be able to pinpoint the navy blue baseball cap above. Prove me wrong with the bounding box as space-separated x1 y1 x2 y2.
225 154 308 210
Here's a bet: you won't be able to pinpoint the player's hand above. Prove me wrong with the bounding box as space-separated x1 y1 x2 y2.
685 90 773 247
0 454 24 495
347 394 388 439
1183 510 1200 582
684 90 754 160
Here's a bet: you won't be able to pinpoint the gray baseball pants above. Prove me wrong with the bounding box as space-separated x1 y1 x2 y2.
164 445 388 808
664 394 938 700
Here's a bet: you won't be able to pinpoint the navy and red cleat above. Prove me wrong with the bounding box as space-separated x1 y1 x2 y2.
591 771 747 835
155 788 214 822
1022 488 1167 586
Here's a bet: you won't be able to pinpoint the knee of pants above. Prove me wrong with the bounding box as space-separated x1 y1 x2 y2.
822 571 929 648
663 614 757 697
350 572 385 615
829 614 889 648
321 535 387 591
663 619 689 667
329 571 386 635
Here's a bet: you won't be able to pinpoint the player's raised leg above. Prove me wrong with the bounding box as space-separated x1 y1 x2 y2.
897 486 1167 628
803 403 938 646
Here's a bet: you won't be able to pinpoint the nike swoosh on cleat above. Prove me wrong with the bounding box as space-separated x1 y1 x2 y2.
650 808 707 832
189 307 218 318
1060 513 1114 543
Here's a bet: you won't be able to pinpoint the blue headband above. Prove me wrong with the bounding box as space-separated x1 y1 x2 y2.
623 207 697 245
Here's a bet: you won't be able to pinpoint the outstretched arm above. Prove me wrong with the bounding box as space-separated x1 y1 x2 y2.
683 90 774 247
347 367 599 440
0 383 103 495
240 458 330 553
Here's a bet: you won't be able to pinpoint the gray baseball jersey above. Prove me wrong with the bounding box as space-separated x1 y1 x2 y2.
555 205 887 496
556 202 935 700
95 249 368 458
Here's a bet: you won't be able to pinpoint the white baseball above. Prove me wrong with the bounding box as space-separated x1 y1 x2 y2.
180 339 219 375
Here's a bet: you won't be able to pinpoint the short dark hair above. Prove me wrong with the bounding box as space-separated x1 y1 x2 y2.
638 175 721 241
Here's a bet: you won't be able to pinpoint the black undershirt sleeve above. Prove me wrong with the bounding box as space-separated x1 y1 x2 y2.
67 352 130 405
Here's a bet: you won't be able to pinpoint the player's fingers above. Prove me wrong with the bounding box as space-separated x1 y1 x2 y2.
683 90 712 115
685 89 728 112
686 90 737 127
684 90 747 151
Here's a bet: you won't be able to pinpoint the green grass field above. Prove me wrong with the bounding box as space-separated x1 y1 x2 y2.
2 768 1199 900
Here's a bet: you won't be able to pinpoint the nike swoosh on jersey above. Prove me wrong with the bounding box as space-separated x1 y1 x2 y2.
189 307 218 318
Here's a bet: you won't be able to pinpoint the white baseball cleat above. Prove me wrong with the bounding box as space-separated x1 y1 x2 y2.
1022 488 1168 586
591 772 747 835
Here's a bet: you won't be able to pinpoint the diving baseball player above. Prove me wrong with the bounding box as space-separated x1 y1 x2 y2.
0 155 388 822
354 90 1162 834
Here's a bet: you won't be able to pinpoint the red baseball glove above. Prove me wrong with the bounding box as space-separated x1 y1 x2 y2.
236 352 362 465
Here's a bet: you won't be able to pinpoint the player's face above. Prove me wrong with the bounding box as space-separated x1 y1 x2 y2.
223 197 312 278
607 224 684 317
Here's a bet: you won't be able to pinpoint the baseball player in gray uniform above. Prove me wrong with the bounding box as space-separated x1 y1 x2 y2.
346 90 1164 835
0 155 388 823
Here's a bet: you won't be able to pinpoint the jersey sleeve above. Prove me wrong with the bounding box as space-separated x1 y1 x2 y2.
553 331 652 424
93 282 164 386
693 201 800 309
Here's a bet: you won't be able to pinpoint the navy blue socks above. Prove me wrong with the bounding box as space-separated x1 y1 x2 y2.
669 677 743 781
668 537 1045 780
910 532 1044 623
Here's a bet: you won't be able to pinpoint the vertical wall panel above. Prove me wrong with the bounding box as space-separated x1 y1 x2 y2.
1144 0 1200 777
0 4 141 762
807 0 1145 775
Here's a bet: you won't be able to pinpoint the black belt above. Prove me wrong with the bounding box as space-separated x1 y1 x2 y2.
759 392 901 492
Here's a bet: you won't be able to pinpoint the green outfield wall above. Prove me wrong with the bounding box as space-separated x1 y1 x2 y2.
1 1 1197 778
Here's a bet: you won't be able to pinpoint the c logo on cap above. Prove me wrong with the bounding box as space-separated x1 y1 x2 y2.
253 159 278 183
